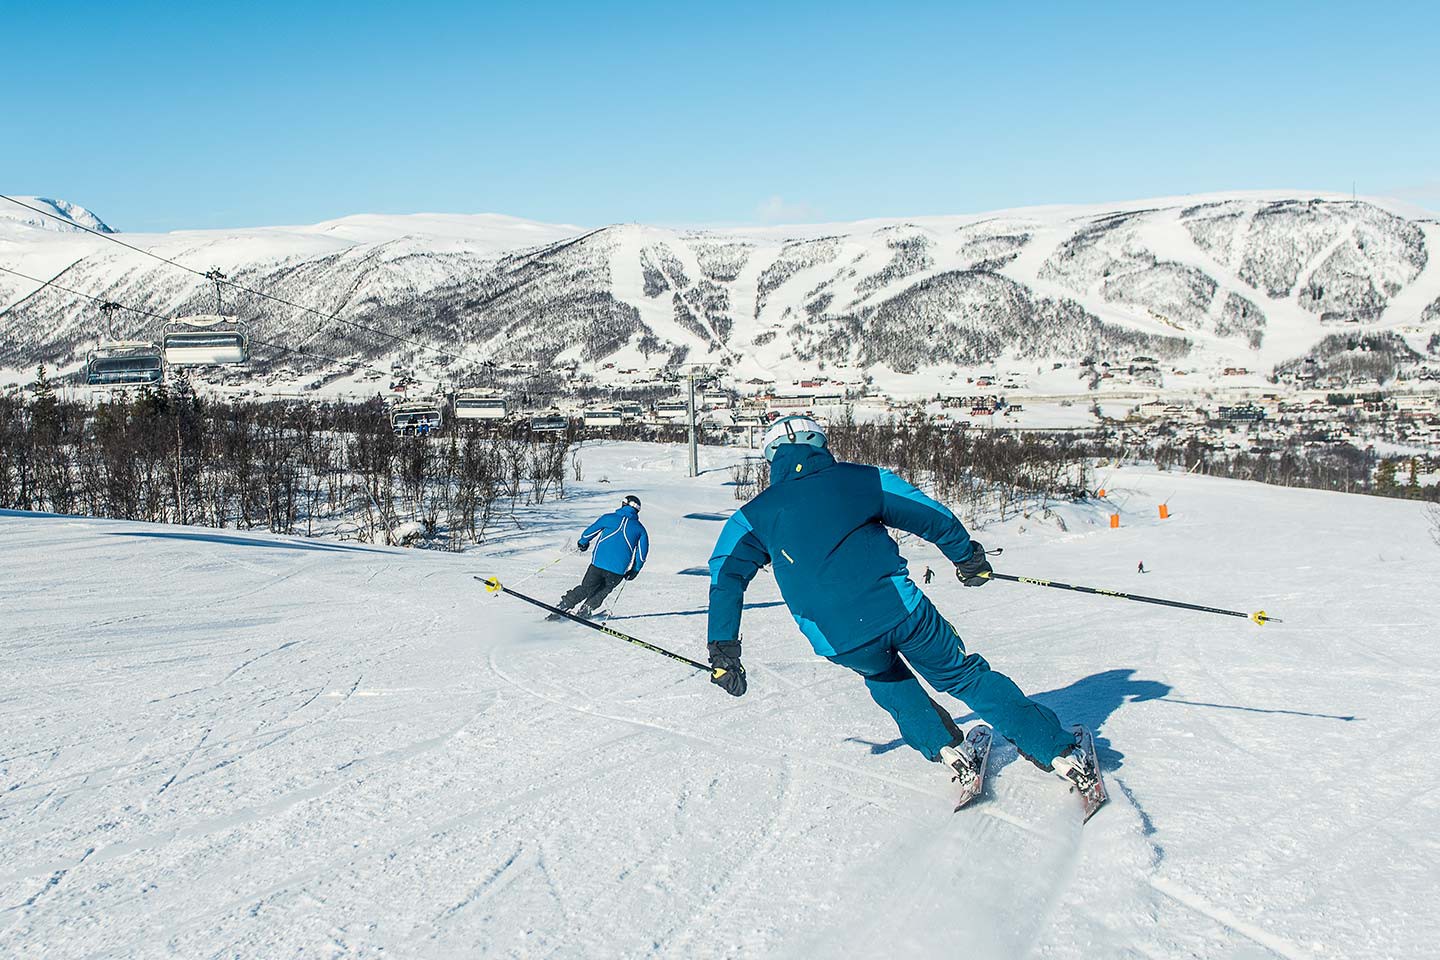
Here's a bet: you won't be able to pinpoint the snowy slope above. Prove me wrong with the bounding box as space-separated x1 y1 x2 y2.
2 442 1437 958
3 192 1439 391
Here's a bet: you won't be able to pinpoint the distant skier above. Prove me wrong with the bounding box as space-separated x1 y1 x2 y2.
1137 561 1146 574
549 495 648 620
923 566 935 585
705 416 1096 794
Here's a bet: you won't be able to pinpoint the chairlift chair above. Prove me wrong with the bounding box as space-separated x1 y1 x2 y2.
162 315 250 366
583 408 625 427
85 341 165 386
454 391 508 420
391 400 445 436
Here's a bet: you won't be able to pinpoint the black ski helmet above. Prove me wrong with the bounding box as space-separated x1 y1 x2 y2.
623 495 641 512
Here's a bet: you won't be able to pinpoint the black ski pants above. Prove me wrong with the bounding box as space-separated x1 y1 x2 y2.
557 564 625 614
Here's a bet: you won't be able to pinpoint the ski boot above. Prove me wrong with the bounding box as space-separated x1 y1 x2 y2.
939 725 992 811
1051 725 1109 822
1052 743 1096 791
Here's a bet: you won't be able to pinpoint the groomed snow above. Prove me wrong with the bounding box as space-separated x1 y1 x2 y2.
2 442 1437 958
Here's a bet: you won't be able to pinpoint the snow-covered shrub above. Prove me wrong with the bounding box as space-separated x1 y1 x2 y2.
1275 332 1424 385
690 237 753 282
1215 293 1267 348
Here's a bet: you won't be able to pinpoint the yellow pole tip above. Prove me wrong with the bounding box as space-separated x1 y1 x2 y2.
482 577 502 593
1252 610 1267 625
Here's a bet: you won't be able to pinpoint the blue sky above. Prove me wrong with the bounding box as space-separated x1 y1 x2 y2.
6 1 1437 231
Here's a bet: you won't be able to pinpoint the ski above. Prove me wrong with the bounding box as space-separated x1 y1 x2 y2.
479 577 711 673
1066 725 1109 823
945 724 993 811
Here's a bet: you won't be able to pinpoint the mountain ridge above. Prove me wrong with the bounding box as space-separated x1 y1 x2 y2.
3 191 1438 392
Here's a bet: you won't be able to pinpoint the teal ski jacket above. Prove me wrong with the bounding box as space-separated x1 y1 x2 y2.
706 445 976 656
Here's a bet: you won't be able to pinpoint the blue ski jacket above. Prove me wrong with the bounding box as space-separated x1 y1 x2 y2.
580 504 649 576
707 445 976 656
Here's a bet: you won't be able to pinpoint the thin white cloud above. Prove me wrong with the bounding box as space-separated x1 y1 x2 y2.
1380 179 1440 215
756 195 822 225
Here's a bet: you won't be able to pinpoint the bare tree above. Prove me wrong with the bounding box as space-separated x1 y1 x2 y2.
0 387 568 552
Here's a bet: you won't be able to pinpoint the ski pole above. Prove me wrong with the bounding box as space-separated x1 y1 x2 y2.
600 576 629 618
476 576 714 672
978 571 1281 625
509 547 572 589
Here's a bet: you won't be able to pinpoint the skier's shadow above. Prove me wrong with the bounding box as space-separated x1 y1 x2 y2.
850 668 1170 772
1023 668 1172 769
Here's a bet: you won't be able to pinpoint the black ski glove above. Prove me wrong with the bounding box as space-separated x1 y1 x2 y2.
955 542 992 587
708 641 747 697
624 569 638 581
576 539 590 553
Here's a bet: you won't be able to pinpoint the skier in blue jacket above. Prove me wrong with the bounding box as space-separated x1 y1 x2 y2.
550 495 649 619
706 416 1094 790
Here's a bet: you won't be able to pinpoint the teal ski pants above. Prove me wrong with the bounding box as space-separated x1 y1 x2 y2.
826 595 1073 766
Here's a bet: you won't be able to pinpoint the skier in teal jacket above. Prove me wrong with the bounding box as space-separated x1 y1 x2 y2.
706 416 1091 785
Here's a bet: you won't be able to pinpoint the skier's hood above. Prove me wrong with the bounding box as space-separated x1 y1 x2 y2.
769 443 836 482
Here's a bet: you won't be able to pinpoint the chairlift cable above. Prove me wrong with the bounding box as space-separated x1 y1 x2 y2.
0 263 442 387
0 263 169 324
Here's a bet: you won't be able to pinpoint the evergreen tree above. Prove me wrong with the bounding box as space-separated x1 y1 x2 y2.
32 364 54 404
1375 458 1398 494
31 364 59 438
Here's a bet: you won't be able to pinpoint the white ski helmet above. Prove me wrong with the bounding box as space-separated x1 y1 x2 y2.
761 415 827 463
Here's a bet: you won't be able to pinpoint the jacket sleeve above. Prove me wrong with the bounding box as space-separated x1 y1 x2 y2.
707 510 770 646
631 523 649 573
579 513 611 546
876 469 975 563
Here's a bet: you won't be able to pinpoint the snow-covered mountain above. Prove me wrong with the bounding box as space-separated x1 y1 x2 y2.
0 196 114 236
3 191 1438 391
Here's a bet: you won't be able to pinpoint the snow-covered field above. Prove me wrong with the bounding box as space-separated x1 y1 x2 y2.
3 442 1437 958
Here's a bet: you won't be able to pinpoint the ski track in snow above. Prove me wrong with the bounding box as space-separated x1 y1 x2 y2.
2 441 1438 958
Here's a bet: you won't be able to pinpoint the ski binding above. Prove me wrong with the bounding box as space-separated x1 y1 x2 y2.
941 724 993 811
1060 725 1109 823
